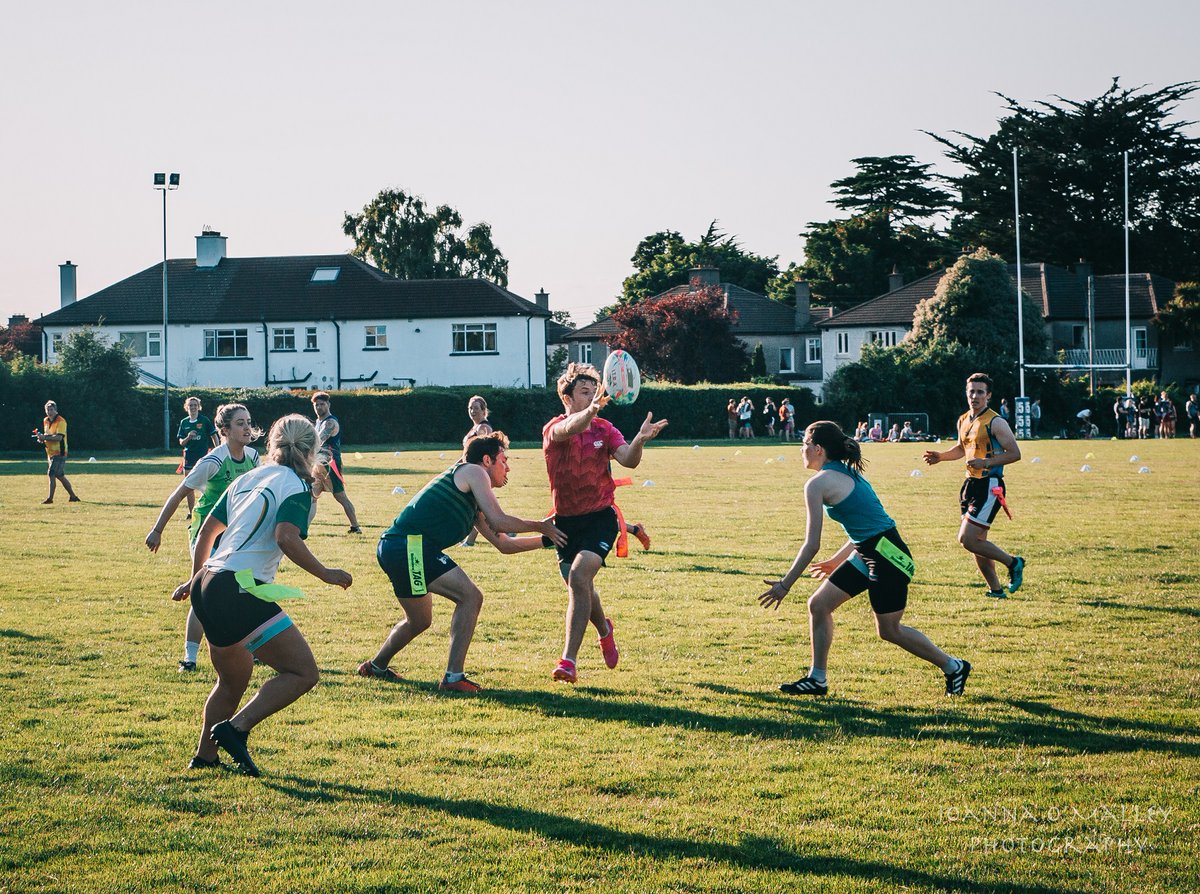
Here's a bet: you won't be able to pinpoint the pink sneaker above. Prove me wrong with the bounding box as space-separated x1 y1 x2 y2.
552 659 577 684
598 619 619 669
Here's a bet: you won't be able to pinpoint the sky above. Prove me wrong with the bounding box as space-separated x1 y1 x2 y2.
2 1 1197 328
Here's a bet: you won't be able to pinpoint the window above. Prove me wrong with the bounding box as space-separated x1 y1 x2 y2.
51 333 63 353
272 328 296 351
305 327 318 350
867 330 899 347
119 330 161 358
452 322 497 354
836 332 850 355
1134 328 1148 359
311 267 340 282
365 325 388 349
806 338 821 364
779 347 795 372
579 343 592 364
1071 325 1087 349
204 328 249 358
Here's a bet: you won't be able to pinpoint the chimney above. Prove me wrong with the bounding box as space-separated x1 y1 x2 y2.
8 314 29 327
59 261 77 307
1075 258 1093 280
196 228 227 268
794 280 811 330
688 267 720 289
534 288 549 310
888 265 904 292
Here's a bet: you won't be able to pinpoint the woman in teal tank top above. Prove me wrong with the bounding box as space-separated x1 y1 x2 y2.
759 421 972 697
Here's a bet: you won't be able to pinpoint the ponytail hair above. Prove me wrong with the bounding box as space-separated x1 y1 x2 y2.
213 403 264 442
806 420 867 476
266 414 319 483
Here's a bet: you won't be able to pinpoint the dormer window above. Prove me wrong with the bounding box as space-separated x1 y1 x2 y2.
311 267 340 283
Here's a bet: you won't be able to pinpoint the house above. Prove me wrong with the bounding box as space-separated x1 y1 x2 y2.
36 230 552 390
562 268 831 394
817 262 1196 389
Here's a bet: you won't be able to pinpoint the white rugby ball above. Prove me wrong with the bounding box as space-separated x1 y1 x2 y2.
602 349 641 406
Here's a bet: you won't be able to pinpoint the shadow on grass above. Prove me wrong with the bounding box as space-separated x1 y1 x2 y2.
1080 598 1200 619
261 774 1083 894
0 629 50 641
483 685 1200 759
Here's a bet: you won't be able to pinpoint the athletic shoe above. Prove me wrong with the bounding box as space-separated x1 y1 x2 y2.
552 659 577 684
357 660 402 682
945 659 972 696
41 498 52 505
438 674 482 693
187 755 222 770
984 589 1007 599
598 618 619 669
1008 556 1026 594
631 524 651 551
185 512 193 521
460 539 476 547
68 496 81 503
348 525 362 534
209 720 260 777
780 676 828 696
178 660 197 673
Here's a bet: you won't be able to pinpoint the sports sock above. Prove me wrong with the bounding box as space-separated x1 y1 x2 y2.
942 657 962 675
443 671 466 683
807 667 827 684
184 641 201 664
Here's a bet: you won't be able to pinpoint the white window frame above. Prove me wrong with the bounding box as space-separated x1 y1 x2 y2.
806 338 821 364
868 330 899 348
579 343 592 364
204 328 249 359
779 347 795 373
272 327 296 351
836 332 850 356
118 330 161 358
305 327 318 350
365 325 388 349
452 322 497 354
1133 327 1148 359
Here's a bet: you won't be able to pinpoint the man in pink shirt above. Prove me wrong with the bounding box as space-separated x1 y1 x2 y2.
543 363 668 683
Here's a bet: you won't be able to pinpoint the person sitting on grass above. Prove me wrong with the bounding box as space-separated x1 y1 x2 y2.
358 432 566 692
174 414 352 776
759 421 971 698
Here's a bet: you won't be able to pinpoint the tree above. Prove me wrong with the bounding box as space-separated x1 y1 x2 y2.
0 318 41 360
928 79 1200 282
1154 282 1200 346
750 342 767 378
620 222 780 305
830 155 953 224
57 326 140 391
343 188 509 286
790 212 957 310
606 284 749 384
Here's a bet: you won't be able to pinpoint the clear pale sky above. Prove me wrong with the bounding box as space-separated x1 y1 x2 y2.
2 1 1196 327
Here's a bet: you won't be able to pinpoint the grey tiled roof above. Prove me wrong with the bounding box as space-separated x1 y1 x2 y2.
38 254 549 326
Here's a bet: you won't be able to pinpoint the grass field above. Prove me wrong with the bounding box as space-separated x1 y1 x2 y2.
1 436 1197 893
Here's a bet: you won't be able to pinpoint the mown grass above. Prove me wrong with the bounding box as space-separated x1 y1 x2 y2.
1 437 1197 893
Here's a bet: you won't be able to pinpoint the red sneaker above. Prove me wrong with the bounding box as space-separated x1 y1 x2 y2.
552 659 577 684
438 674 482 693
357 660 402 682
598 619 619 669
630 524 651 551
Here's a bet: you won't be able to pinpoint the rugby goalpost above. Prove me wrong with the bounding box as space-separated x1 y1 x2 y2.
1010 150 1135 439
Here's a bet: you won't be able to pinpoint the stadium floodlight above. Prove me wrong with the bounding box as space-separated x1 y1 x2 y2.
153 172 181 451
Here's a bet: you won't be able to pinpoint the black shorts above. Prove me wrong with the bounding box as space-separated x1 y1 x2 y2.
828 528 913 615
191 568 288 649
960 476 1004 528
377 534 458 599
551 506 619 570
47 455 67 477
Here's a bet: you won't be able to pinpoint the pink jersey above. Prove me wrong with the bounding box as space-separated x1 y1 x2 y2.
542 415 627 517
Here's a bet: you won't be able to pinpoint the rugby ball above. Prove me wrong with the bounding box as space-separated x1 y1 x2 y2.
602 349 641 406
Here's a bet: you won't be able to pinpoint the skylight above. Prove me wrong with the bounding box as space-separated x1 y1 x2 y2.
311 267 340 283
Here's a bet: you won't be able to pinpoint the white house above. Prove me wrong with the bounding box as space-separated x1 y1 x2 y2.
37 231 552 390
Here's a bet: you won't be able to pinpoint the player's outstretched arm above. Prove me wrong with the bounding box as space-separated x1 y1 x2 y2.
275 523 352 588
146 482 195 552
759 475 827 609
613 413 669 469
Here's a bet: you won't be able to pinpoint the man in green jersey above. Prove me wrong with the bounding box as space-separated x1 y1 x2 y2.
358 433 565 692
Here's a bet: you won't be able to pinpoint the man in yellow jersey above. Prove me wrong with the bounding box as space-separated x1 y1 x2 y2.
923 373 1025 598
35 400 80 504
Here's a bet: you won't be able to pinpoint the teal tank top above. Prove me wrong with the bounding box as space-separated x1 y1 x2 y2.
383 463 479 551
822 461 895 544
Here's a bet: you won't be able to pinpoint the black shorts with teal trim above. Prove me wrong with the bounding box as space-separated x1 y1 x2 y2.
960 476 1004 528
377 535 459 599
192 568 288 648
828 527 913 615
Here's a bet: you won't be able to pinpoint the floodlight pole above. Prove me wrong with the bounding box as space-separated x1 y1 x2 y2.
154 173 180 452
1013 148 1026 398
1124 151 1132 397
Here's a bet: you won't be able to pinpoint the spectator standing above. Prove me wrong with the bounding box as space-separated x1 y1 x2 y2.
738 397 755 439
780 398 796 442
763 398 777 437
1187 394 1199 439
36 400 80 504
1031 399 1042 438
727 399 738 439
999 399 1010 423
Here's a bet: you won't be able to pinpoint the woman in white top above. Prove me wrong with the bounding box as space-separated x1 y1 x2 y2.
173 414 352 776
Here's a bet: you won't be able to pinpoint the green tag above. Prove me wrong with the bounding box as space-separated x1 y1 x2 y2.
406 534 428 596
234 568 306 602
876 536 915 580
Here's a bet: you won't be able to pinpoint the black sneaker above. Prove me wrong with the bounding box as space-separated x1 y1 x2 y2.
1008 556 1026 594
945 659 972 696
178 660 197 673
188 754 223 770
209 720 261 777
984 589 1007 599
348 525 362 534
780 676 828 696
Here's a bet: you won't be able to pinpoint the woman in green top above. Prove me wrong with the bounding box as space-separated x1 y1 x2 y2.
146 403 261 672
